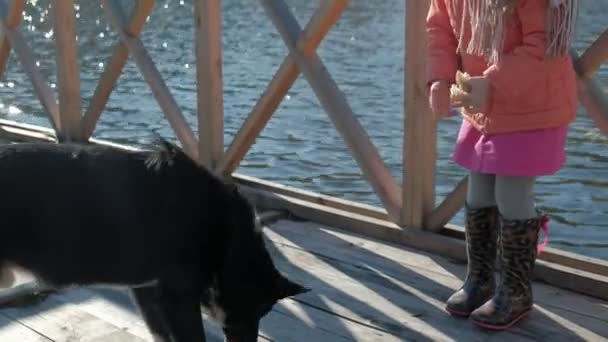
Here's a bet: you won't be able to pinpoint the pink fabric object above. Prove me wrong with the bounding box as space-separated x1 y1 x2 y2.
452 119 569 177
537 215 550 255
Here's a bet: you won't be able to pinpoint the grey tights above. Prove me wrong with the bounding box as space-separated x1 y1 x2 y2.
467 171 537 220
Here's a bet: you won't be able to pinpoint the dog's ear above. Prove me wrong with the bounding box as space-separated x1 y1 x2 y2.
145 134 183 170
275 275 310 300
152 133 181 157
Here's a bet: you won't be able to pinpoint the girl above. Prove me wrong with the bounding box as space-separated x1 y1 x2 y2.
426 0 579 330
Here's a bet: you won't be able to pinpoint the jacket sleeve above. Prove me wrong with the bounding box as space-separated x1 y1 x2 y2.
426 0 458 86
482 0 550 100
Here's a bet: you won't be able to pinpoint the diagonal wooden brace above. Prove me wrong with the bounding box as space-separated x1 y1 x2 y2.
258 0 403 221
0 0 60 133
102 0 198 160
0 0 20 79
82 0 154 140
218 0 348 175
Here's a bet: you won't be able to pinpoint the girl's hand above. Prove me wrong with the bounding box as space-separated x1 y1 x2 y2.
452 76 492 113
429 80 451 120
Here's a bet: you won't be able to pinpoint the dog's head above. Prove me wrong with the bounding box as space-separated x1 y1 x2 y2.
206 182 309 342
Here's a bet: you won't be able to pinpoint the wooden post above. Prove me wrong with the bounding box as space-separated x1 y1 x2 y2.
259 0 402 221
101 0 198 160
194 0 224 169
401 0 436 228
81 0 154 140
50 0 82 141
218 0 348 175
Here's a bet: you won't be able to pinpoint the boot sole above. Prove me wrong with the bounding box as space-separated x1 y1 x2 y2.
471 309 531 331
445 305 471 318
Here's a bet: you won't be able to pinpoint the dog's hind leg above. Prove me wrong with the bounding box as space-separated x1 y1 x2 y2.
131 285 174 342
157 283 207 342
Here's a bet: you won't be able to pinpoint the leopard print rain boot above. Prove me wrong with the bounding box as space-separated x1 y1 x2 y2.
445 205 498 317
470 214 544 330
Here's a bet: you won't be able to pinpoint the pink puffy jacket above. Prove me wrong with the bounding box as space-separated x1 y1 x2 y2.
426 0 578 134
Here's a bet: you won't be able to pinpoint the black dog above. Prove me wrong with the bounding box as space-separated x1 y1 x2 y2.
0 138 308 342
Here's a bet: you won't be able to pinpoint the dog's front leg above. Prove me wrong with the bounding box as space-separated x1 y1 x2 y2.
131 285 174 342
157 284 207 342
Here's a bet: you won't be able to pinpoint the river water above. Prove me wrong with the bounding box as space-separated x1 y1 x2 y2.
0 1 606 260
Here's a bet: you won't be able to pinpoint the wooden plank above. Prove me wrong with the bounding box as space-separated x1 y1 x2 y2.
0 314 51 342
267 220 608 322
577 28 608 79
425 175 467 231
194 0 224 169
55 287 400 342
234 173 389 220
402 0 436 229
241 184 467 261
0 23 60 131
266 298 403 342
1 293 146 341
50 0 82 142
0 122 57 142
101 0 198 160
218 0 348 175
258 0 402 221
81 0 154 140
53 288 229 342
264 221 608 341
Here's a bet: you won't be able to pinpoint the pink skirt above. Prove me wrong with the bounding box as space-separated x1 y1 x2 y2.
452 119 569 177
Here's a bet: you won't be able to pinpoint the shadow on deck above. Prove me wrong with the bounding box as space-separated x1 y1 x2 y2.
0 217 606 341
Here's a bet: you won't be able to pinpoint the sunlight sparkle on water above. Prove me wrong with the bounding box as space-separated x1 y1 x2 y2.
8 106 22 115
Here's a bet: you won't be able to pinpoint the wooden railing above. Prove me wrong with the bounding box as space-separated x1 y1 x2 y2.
0 0 607 299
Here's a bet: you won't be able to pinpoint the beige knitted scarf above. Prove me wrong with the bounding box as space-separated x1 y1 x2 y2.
454 0 579 64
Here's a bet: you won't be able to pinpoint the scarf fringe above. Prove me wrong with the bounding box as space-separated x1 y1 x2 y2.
460 0 578 64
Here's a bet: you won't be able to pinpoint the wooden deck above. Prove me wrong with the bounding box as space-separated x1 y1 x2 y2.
0 217 606 342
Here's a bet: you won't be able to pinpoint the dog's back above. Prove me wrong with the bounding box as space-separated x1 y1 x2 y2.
0 142 208 288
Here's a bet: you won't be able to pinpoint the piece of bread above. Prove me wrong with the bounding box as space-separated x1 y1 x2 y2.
449 84 466 103
455 70 471 91
450 70 471 103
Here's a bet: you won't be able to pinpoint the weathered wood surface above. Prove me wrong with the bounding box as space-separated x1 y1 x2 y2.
0 218 605 341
